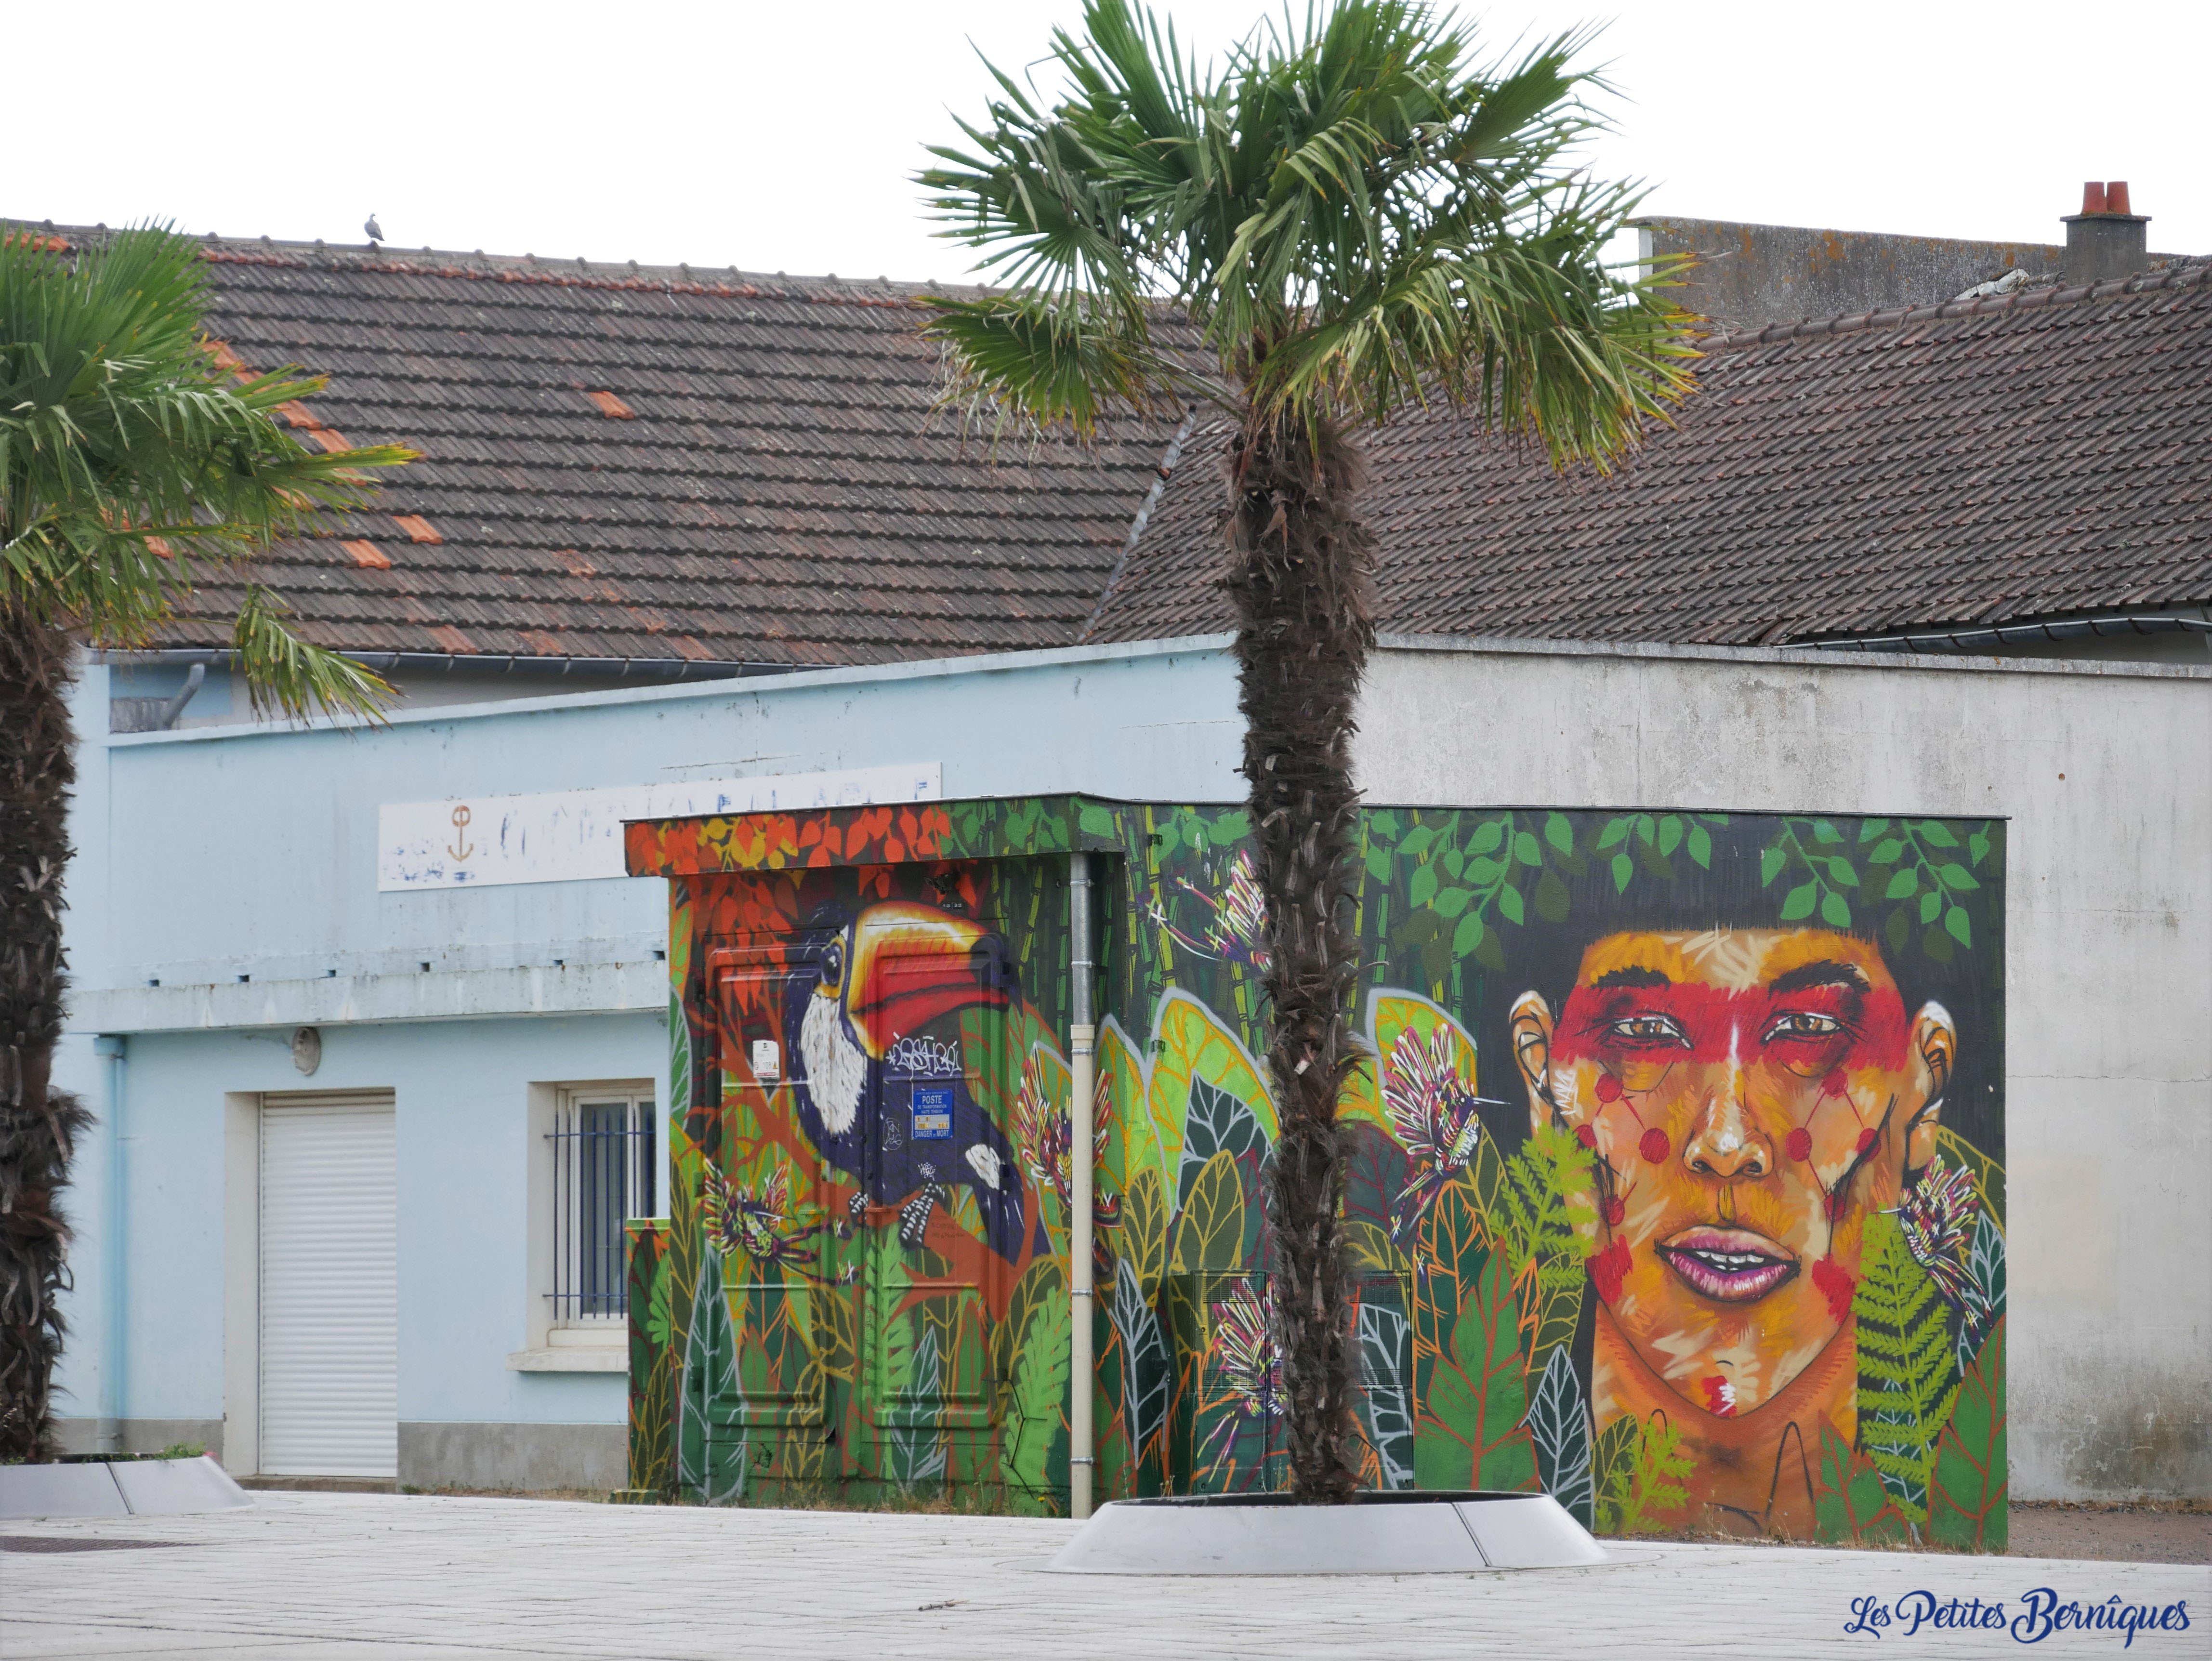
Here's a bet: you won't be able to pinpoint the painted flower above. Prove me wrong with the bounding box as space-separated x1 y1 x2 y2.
1153 848 1272 970
1012 1052 1114 1220
1898 1157 1984 1319
1198 1279 1282 1478
1384 1024 1487 1239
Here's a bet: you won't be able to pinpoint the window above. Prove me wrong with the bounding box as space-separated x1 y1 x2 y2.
548 1089 655 1326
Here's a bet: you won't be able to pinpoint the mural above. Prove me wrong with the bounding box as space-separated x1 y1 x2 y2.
625 800 2005 1548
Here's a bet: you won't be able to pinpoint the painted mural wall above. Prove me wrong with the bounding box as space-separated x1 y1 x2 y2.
626 799 2007 1547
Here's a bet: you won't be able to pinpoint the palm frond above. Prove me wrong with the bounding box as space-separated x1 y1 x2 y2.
1 221 412 718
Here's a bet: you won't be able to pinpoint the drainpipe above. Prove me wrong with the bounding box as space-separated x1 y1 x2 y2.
155 662 206 730
94 1035 128 1455
1067 852 1096 1520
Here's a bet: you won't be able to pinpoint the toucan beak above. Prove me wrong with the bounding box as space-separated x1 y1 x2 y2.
845 903 1006 1056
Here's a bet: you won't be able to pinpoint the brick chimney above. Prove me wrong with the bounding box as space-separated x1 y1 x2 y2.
2063 181 2149 285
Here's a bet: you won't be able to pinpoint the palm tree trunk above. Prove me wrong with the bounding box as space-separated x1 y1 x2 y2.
1224 406 1376 1502
0 613 91 1463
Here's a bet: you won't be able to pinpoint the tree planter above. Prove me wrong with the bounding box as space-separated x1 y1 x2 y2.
1045 1491 1609 1576
0 1455 253 1521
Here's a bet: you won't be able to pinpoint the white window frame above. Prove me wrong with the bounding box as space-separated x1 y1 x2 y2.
523 1080 658 1355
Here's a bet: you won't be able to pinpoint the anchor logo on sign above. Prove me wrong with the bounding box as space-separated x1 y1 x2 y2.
448 804 474 861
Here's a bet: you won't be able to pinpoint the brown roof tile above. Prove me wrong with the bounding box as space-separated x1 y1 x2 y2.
1084 264 2212 647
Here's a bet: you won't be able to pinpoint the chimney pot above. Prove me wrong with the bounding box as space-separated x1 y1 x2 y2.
2082 181 2107 215
2063 181 2149 285
2104 180 2132 216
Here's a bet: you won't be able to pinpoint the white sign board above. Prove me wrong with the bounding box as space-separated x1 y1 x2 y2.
378 762 942 891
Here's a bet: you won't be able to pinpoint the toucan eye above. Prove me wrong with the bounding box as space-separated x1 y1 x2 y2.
821 941 843 988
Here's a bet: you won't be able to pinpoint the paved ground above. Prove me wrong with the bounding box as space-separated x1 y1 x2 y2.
2 1493 2204 1660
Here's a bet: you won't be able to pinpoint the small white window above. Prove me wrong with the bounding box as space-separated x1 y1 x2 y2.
548 1088 656 1329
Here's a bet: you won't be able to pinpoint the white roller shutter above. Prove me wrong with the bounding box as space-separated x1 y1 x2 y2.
260 1094 397 1477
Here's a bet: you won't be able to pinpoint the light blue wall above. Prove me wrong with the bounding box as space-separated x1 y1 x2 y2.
54 638 1245 1443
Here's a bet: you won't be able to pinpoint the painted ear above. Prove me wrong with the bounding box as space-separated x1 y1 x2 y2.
1509 991 1557 1134
1907 1001 1957 1169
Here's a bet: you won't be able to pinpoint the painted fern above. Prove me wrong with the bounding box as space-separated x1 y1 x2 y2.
1488 1122 1596 1379
1854 1213 1961 1521
1591 1411 1690 1535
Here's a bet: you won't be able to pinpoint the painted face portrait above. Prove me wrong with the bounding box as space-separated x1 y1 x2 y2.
1511 928 1956 1421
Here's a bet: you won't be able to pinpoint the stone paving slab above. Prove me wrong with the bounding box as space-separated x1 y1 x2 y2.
1 1493 2203 1661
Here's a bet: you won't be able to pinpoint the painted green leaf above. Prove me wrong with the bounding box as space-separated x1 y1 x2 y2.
1471 819 1504 855
1513 831 1542 867
1527 1347 1594 1528
1687 825 1711 869
1781 882 1817 922
1761 845 1786 885
1820 890 1852 928
1452 910 1486 956
1592 1414 1638 1535
1432 885 1471 918
1366 845 1391 881
1596 818 1627 851
1814 1420 1909 1546
1399 824 1434 859
1533 870 1569 923
1859 818 1891 842
1869 838 1904 864
1813 819 1842 844
1938 863 1980 891
1657 815 1682 856
1886 868 1918 899
1928 1319 2007 1553
1111 1257 1169 1474
1826 857 1857 886
1469 1250 1539 1491
1172 1151 1248 1275
1496 883 1523 925
1544 812 1574 854
1919 820 1959 847
1945 907 1973 947
1611 853 1632 892
1409 861 1439 908
1920 888 1943 923
1969 829 1990 865
1001 1265 1071 1493
1177 1075 1265 1209
1079 802 1116 837
1357 1297 1416 1490
1466 855 1502 885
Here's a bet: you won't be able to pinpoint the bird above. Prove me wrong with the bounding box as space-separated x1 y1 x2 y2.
777 901 1030 1266
364 213 383 244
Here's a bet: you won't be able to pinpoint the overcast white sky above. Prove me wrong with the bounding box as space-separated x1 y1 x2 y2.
13 0 2206 280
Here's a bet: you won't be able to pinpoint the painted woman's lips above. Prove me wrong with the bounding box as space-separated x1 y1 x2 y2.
1657 1226 1798 1302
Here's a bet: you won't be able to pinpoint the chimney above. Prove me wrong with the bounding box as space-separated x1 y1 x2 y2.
2063 181 2149 285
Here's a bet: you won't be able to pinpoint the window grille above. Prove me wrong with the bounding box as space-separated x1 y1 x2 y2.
548 1095 655 1323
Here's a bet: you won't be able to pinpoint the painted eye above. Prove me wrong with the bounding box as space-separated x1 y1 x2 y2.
820 941 843 988
1764 1011 1841 1041
1609 1014 1687 1046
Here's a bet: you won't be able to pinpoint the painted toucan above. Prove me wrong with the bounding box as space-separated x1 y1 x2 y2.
780 903 1030 1265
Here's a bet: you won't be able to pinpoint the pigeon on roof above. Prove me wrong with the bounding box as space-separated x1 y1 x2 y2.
364 213 383 243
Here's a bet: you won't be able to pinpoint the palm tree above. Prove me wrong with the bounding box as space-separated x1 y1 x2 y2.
921 0 1693 1500
0 224 410 1462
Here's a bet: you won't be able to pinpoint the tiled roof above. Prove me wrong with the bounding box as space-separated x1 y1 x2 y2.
1083 262 2212 648
67 230 1182 668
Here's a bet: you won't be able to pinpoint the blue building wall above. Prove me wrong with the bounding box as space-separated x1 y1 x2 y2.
53 638 1244 1482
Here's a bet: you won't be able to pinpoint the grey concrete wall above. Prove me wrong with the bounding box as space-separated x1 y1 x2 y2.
398 1422 627 1493
1636 216 2193 329
1356 637 2212 1502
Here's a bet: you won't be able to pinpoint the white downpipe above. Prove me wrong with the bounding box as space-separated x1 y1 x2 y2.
94 1034 128 1455
1067 851 1096 1520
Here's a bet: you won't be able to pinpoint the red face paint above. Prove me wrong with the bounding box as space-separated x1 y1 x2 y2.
1699 1375 1739 1417
1855 1127 1879 1156
1811 1256 1856 1322
1575 1124 1597 1149
1554 977 1909 1074
1595 1073 1623 1103
1639 1128 1671 1164
1785 1127 1813 1162
1823 1068 1848 1096
1589 1238 1632 1303
1604 1197 1626 1227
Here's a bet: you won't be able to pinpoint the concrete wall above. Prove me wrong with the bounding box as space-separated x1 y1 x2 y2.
1636 215 2194 329
1359 636 2212 1502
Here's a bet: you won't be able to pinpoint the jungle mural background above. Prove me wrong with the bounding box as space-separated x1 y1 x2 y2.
625 800 2006 1549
